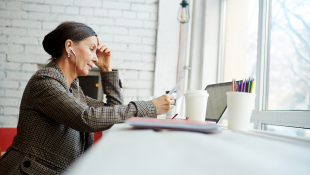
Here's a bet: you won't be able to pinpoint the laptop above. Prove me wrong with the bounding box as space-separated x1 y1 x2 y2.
204 82 232 123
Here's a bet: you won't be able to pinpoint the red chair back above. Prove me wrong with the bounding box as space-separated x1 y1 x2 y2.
93 132 102 144
0 129 102 155
0 128 17 155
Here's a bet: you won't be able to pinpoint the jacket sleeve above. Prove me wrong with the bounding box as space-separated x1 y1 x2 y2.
30 74 157 132
84 70 123 107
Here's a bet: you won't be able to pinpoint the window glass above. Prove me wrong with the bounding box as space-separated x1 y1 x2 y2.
268 0 310 110
263 124 310 137
223 0 259 83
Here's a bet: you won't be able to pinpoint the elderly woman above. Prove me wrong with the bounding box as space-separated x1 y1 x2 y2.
0 21 174 174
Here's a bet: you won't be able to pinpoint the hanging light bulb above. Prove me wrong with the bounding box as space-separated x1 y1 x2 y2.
177 0 190 23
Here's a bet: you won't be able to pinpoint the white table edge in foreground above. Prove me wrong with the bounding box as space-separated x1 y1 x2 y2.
66 123 310 175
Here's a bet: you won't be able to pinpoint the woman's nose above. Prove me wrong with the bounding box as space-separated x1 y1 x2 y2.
92 54 98 62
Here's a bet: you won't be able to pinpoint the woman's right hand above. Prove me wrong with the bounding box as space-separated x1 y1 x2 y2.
95 38 112 71
151 94 175 115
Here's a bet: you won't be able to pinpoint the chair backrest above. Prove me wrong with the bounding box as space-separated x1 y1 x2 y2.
0 129 102 156
93 131 102 144
0 128 17 156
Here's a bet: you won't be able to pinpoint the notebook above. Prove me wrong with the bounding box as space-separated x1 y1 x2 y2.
125 117 221 134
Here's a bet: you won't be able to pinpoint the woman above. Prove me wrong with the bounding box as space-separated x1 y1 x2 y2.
0 21 174 174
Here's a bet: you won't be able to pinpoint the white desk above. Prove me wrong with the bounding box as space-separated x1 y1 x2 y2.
66 124 310 175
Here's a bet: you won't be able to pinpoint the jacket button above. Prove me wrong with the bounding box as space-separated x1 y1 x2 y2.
23 160 31 168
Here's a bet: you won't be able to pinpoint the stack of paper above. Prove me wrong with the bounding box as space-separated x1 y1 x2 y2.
125 117 221 134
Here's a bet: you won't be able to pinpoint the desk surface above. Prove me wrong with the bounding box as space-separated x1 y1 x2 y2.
66 124 310 175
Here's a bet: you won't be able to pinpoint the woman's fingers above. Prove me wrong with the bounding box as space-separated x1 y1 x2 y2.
100 45 106 52
97 44 111 55
168 95 174 100
98 45 111 54
162 95 169 113
150 94 175 115
95 40 112 71
164 95 174 104
105 48 111 53
97 43 103 49
169 98 175 112
166 95 174 105
97 44 105 51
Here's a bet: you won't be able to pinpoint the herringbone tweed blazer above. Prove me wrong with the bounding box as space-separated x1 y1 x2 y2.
0 61 157 175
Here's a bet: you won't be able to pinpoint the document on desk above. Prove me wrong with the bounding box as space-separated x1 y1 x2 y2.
125 117 221 134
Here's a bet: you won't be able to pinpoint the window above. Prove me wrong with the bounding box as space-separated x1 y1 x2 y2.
184 0 309 132
219 0 310 132
268 0 310 110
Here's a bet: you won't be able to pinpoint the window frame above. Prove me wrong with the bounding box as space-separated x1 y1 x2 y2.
185 0 310 129
246 0 310 129
216 0 310 130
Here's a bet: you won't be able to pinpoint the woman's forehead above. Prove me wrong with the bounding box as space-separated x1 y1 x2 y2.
82 36 98 46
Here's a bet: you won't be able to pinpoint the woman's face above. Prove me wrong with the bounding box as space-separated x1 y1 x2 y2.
72 36 98 76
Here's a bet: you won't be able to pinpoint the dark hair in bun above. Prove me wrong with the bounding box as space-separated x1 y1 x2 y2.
43 21 97 59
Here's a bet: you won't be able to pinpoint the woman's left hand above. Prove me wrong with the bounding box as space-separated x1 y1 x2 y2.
95 39 112 71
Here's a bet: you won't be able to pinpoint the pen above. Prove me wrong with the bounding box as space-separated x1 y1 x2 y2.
237 82 239 92
250 79 254 93
171 113 178 120
168 78 184 95
243 80 246 92
241 81 245 92
248 79 251 93
232 79 235 92
248 77 251 92
243 80 247 92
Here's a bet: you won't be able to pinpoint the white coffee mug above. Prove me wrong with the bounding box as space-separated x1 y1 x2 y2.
184 90 209 121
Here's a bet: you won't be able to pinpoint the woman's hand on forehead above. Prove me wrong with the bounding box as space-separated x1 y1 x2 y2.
95 37 112 71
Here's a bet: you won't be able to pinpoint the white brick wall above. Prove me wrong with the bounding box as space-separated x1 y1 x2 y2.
102 1 130 10
108 10 122 17
81 8 93 15
123 11 136 19
51 6 65 13
0 0 159 127
94 8 108 16
0 98 19 106
7 0 21 6
0 27 27 35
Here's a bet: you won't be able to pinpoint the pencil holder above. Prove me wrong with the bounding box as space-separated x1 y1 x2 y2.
226 92 255 131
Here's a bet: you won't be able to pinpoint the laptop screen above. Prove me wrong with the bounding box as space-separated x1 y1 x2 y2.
204 82 232 123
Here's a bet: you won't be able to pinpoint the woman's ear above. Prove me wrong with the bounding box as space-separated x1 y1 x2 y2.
65 39 73 56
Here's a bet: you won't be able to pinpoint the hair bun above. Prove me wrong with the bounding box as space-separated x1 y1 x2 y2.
43 30 64 58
